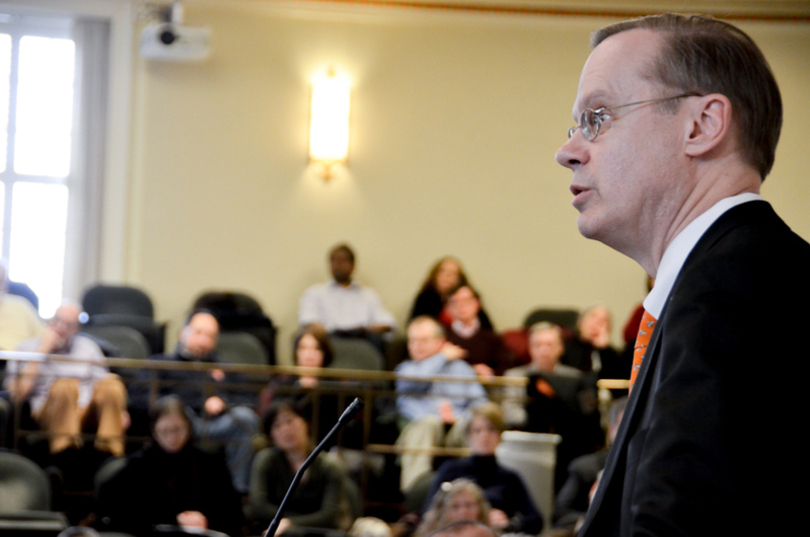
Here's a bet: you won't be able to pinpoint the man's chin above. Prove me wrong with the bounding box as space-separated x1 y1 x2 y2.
577 215 601 240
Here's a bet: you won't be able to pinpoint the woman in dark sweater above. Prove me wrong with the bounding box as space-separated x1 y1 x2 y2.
250 399 349 534
409 257 493 329
423 403 544 535
97 395 243 537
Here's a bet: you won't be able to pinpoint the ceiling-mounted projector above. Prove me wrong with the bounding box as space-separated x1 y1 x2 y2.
140 22 210 62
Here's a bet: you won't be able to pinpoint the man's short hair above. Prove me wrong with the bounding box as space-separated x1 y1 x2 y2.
591 13 782 180
528 321 563 339
408 315 446 338
330 243 355 263
448 284 480 301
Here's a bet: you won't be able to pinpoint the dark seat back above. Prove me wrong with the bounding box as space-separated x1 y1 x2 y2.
82 285 154 318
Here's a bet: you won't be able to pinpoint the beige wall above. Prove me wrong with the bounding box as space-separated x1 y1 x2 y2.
125 3 810 363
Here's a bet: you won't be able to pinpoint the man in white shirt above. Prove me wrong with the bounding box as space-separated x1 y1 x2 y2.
555 13 809 536
298 244 396 346
5 302 128 455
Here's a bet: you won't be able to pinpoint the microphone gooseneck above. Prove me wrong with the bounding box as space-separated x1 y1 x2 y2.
265 397 364 537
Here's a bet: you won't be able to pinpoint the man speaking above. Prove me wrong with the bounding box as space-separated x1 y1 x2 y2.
555 13 808 536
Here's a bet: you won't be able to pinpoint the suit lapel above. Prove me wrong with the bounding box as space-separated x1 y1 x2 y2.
579 313 664 535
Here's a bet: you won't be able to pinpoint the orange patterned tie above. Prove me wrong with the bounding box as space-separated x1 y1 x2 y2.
629 310 656 393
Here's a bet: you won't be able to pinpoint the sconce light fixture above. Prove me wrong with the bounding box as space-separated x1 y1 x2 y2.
309 68 350 180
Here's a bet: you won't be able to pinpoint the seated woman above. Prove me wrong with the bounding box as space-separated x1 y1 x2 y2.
423 403 544 535
250 399 351 534
409 257 492 329
97 395 243 536
260 326 362 448
415 479 492 537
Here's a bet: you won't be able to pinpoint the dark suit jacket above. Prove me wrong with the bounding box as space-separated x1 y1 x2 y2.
580 201 810 536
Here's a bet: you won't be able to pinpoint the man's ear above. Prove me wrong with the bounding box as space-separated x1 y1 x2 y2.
684 93 733 157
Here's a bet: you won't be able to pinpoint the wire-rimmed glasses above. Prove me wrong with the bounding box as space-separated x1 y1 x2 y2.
567 93 702 142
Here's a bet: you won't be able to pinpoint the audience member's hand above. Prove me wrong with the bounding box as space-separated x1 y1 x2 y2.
36 327 65 354
488 508 510 530
275 517 292 536
438 400 456 424
590 470 603 504
204 396 226 417
299 376 318 388
367 324 392 334
473 363 494 378
587 326 611 349
211 368 226 382
177 510 208 529
441 342 468 361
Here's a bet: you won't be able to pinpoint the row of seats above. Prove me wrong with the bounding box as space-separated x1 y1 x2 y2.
77 285 278 365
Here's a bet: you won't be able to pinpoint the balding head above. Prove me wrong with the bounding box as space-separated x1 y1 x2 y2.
180 310 219 358
49 301 82 346
407 316 446 362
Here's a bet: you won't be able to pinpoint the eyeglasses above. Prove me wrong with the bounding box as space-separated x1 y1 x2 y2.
567 93 701 142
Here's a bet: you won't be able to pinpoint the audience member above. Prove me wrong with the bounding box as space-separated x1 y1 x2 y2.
501 323 582 429
131 309 259 493
250 399 351 533
444 286 510 377
97 395 243 536
563 305 629 381
416 479 491 537
261 325 362 448
503 323 602 489
350 517 394 537
395 316 487 492
426 520 495 537
57 527 100 537
409 257 493 329
0 260 43 352
299 243 396 350
553 397 627 532
4 301 128 456
424 403 543 535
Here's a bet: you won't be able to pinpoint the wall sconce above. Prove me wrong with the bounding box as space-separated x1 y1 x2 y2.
309 68 350 180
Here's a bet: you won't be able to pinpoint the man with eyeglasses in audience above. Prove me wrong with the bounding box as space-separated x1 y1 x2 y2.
4 301 128 456
555 13 809 536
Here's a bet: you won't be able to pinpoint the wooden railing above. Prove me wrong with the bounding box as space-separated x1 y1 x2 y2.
0 351 627 452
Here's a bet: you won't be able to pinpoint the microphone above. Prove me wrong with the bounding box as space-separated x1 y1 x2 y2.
265 397 364 537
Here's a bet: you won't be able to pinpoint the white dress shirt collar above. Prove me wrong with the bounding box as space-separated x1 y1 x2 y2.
643 193 763 319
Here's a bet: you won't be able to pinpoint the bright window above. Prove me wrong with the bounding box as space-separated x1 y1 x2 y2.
0 16 75 318
15 35 75 177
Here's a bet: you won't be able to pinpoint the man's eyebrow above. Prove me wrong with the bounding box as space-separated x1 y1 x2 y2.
575 89 611 117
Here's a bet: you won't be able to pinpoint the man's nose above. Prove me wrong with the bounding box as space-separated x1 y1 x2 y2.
555 132 588 170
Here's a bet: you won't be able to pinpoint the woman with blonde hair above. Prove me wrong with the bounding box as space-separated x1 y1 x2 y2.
415 479 491 537
423 403 544 535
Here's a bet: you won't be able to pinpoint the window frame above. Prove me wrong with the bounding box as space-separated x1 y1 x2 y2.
0 0 134 313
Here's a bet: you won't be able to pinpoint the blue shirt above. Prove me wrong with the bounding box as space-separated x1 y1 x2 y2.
394 351 487 422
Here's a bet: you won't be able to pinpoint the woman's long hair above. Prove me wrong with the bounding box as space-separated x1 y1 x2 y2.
415 479 491 537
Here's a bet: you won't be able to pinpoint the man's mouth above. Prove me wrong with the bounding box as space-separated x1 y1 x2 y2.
570 184 591 208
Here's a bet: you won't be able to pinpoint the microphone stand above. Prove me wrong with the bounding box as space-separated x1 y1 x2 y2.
265 397 364 537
